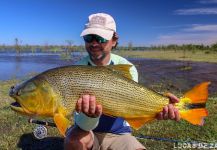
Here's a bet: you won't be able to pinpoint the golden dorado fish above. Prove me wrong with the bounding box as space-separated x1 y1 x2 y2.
9 65 210 136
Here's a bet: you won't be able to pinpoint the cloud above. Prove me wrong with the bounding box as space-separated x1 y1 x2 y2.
153 24 217 45
175 8 217 15
155 33 217 45
183 24 217 32
152 24 191 29
199 0 217 4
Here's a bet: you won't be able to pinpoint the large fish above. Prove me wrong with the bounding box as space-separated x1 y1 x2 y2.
9 65 210 136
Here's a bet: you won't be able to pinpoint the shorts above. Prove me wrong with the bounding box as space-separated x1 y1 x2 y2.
91 132 146 150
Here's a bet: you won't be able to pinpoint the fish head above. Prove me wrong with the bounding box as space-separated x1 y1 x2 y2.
9 77 58 116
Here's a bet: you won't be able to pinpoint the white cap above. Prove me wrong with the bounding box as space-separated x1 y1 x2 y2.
80 13 116 40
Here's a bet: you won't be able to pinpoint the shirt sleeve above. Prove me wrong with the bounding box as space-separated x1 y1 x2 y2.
129 65 138 83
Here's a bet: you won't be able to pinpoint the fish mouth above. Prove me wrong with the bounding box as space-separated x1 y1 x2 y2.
11 101 21 107
10 96 29 114
10 98 36 116
10 101 25 113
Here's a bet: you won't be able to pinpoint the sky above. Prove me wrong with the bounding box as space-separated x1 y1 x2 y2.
0 0 217 46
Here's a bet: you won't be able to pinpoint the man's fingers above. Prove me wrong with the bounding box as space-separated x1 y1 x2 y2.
156 112 163 120
89 95 96 115
82 95 90 113
166 93 180 103
158 105 180 121
76 98 82 112
77 95 102 118
95 105 102 116
174 108 180 121
168 104 175 119
163 106 168 120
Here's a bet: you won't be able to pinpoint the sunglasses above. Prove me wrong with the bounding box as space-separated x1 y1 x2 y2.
83 34 108 44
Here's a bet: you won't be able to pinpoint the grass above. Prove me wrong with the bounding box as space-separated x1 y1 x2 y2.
134 96 217 149
0 79 216 150
114 50 217 63
0 80 62 150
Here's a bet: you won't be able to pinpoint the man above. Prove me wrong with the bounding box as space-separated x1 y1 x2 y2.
64 13 180 150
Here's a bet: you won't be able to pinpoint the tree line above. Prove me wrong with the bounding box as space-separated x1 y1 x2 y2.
0 38 216 53
116 43 217 52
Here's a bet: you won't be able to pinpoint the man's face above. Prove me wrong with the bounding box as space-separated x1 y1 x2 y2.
83 34 116 61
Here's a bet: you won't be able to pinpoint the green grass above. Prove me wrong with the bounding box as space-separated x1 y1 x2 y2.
114 50 217 63
0 80 62 149
133 97 217 149
1 80 216 149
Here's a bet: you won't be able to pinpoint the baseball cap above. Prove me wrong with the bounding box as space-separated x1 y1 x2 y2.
80 13 116 40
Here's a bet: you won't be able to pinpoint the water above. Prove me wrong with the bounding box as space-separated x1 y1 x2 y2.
0 52 216 95
0 52 86 80
131 59 217 95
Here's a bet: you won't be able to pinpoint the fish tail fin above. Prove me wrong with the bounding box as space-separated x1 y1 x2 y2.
178 82 210 126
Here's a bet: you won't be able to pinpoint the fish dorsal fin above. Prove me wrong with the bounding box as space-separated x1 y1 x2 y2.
107 64 133 80
125 117 155 130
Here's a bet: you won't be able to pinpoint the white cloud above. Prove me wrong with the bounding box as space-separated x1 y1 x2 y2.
183 24 217 32
153 24 217 45
199 0 217 4
175 8 217 15
152 24 191 29
155 32 217 45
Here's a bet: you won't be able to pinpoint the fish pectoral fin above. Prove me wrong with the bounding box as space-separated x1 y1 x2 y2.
54 113 71 137
125 117 155 130
107 64 133 80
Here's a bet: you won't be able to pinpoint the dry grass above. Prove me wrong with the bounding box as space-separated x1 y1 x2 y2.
114 50 217 63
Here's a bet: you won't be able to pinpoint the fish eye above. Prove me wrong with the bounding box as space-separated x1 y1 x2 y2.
17 89 22 96
23 82 37 92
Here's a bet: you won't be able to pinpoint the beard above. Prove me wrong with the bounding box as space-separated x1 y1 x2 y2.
87 46 106 61
89 51 106 61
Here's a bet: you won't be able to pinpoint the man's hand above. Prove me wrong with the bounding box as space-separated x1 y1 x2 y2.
76 95 102 118
156 93 180 121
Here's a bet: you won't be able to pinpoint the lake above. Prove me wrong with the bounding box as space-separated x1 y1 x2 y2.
0 52 216 95
0 52 85 80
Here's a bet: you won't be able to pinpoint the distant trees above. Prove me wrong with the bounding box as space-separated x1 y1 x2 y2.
211 43 217 51
65 40 74 55
128 42 133 50
149 43 217 52
0 40 217 53
15 38 22 54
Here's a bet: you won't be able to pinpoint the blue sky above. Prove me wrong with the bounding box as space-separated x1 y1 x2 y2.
0 0 217 46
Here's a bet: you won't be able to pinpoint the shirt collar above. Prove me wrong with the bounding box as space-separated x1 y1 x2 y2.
88 56 112 66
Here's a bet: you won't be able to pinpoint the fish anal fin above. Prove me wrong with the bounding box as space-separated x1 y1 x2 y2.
54 113 71 137
107 64 133 80
180 108 208 126
125 117 155 130
184 82 211 103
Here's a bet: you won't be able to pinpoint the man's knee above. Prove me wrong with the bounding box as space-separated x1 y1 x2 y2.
64 137 85 150
64 126 94 150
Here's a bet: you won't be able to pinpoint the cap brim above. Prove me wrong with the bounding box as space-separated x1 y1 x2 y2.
80 28 114 40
